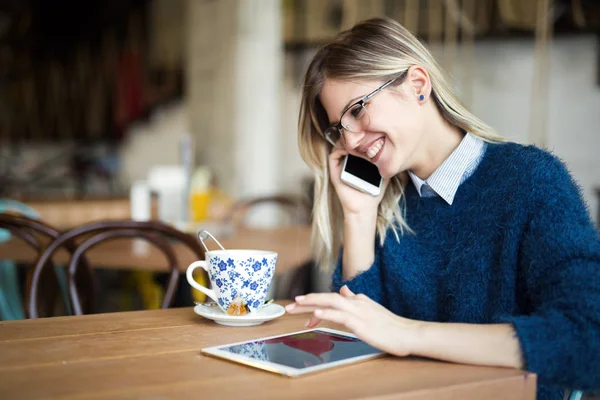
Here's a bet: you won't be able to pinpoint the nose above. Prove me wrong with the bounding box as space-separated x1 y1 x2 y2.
343 129 366 151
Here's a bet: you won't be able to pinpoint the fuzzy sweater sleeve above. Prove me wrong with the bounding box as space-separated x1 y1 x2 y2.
330 241 386 305
505 151 600 391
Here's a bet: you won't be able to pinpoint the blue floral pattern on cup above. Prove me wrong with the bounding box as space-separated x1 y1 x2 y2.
196 250 276 315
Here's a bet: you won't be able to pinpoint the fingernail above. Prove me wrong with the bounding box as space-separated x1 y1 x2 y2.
295 295 305 302
304 319 311 327
285 304 295 311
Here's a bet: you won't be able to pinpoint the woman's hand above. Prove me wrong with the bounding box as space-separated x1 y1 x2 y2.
285 286 421 357
328 148 388 216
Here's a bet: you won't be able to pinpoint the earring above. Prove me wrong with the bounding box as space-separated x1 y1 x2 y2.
419 94 425 101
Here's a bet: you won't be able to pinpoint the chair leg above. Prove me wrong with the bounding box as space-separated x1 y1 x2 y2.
53 265 73 315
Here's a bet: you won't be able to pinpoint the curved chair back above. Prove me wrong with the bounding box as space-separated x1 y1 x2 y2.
28 220 204 318
0 213 94 318
227 195 311 228
226 195 314 299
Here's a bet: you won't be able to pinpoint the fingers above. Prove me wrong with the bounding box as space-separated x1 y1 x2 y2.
289 289 369 330
314 308 350 326
340 285 355 297
305 315 322 328
341 286 372 303
285 303 318 314
328 148 348 173
294 293 353 312
288 287 361 313
328 147 348 161
284 302 324 329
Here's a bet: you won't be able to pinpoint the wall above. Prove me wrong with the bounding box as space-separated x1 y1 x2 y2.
186 0 282 205
278 52 314 195
148 0 186 71
470 36 600 222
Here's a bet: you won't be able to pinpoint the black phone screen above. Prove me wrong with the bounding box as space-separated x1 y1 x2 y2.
344 155 382 186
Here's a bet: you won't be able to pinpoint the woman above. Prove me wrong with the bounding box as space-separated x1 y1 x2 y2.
285 17 600 400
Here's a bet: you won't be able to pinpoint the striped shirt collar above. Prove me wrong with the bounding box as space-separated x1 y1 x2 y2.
408 133 486 205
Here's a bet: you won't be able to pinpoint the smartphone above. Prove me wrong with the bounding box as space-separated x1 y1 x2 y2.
340 154 383 196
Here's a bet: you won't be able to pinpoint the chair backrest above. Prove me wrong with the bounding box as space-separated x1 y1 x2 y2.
28 220 204 318
0 213 60 240
227 195 311 228
0 213 94 318
224 195 315 299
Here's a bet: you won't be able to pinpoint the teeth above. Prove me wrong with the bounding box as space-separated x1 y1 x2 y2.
366 139 384 159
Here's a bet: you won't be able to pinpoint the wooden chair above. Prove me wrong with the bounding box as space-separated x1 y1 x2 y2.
227 195 313 299
0 213 94 318
227 194 311 228
28 220 204 318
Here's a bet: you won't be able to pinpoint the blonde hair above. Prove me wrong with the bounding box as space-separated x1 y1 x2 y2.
298 17 505 271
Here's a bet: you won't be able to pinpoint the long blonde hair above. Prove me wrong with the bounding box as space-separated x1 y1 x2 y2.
298 17 504 271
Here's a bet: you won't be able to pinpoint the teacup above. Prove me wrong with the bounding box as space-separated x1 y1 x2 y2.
186 249 277 316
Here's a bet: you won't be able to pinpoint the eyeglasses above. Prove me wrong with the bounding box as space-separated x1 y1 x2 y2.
323 76 401 148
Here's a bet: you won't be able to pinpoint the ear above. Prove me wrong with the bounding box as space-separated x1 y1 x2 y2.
406 65 432 102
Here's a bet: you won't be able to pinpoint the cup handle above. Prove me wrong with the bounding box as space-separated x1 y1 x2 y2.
186 261 218 303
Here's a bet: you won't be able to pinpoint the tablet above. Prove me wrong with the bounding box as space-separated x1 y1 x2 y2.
201 328 385 377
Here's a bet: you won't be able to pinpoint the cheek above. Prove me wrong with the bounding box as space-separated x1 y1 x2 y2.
380 104 425 175
372 96 420 138
384 106 423 147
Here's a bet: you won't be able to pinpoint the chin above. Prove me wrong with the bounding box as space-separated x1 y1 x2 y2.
377 156 403 180
378 165 396 180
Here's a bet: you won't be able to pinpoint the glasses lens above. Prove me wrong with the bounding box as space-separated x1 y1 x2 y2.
323 126 344 148
341 103 369 133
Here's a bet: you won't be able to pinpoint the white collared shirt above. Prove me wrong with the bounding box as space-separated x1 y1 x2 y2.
408 133 487 205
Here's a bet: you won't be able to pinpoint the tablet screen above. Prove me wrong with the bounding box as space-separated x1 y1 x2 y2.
217 329 381 369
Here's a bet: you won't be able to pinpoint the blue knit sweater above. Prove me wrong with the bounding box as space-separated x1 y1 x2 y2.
332 142 600 400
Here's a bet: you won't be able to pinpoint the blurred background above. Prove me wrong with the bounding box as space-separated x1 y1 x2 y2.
0 0 598 224
0 5 598 399
0 0 599 318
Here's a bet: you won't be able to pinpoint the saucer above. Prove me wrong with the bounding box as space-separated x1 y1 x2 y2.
193 303 285 327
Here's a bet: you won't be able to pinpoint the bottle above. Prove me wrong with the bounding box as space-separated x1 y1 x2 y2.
189 167 212 222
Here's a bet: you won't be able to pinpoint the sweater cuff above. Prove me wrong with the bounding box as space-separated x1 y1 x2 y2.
330 251 381 296
502 312 587 388
503 315 548 375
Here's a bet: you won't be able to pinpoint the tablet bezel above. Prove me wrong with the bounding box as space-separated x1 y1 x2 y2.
201 327 385 377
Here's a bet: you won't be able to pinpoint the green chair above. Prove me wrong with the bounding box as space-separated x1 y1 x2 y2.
0 200 40 320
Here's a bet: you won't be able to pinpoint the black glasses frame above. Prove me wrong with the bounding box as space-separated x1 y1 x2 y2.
323 75 402 147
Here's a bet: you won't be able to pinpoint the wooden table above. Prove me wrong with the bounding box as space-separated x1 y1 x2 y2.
0 225 312 276
0 304 536 400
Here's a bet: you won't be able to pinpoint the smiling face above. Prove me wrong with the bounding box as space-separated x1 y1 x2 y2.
319 71 431 179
